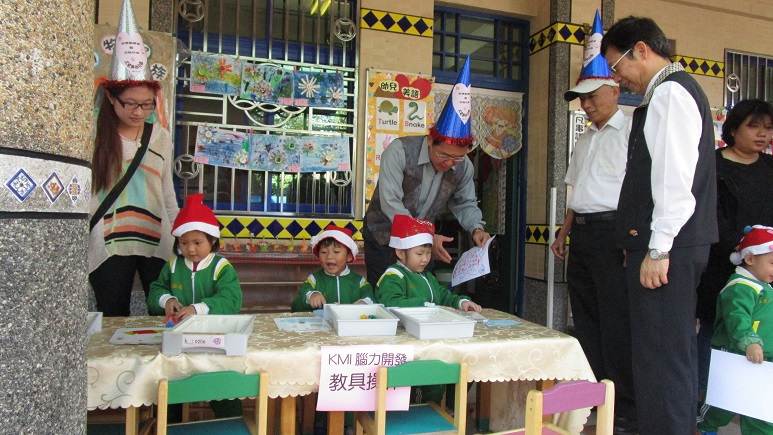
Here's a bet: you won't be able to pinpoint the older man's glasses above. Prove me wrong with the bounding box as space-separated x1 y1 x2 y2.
112 94 156 111
433 147 467 163
609 48 632 74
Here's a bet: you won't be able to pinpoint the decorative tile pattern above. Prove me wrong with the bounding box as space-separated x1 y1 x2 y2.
217 216 364 240
6 168 37 202
528 23 724 80
361 8 433 37
67 176 82 204
672 55 724 77
526 224 569 245
42 173 65 203
529 22 585 55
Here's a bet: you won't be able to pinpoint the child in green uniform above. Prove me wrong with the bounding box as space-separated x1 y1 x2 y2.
697 225 773 435
377 214 481 405
148 193 242 319
147 193 243 418
377 214 482 313
291 225 374 312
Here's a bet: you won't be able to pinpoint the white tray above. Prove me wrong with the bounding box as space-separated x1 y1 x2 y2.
323 304 398 336
390 307 476 339
161 314 256 356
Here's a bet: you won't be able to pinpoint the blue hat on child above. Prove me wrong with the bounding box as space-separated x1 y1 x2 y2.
564 10 618 101
429 56 473 147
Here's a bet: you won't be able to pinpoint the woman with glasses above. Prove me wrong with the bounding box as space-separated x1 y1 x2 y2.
695 99 773 400
88 0 179 317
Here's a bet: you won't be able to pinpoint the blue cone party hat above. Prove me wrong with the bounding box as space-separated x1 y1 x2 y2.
429 55 473 147
105 0 158 90
564 10 618 101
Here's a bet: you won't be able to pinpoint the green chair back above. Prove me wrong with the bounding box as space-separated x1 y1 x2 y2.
385 360 461 388
167 371 261 404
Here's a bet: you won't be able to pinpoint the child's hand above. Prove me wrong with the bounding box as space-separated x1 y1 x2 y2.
175 305 197 321
461 300 482 313
309 293 327 308
746 343 764 364
164 299 184 316
353 299 366 305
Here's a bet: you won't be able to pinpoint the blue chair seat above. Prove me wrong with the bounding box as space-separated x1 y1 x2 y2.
378 404 456 434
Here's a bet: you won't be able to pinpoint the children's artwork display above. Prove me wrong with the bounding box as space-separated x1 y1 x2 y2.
190 52 244 95
364 69 435 205
451 236 495 287
240 63 295 105
293 71 346 108
194 126 351 173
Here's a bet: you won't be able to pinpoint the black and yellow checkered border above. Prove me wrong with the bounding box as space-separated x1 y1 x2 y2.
360 8 433 37
529 22 585 55
526 224 569 245
672 55 724 77
217 216 363 240
529 23 724 79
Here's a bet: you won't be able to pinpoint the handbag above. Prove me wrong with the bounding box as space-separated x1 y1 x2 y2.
89 125 153 231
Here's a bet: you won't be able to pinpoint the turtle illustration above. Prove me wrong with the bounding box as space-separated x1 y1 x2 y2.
378 100 398 115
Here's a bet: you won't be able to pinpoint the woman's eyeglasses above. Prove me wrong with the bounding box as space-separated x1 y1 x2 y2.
112 94 156 111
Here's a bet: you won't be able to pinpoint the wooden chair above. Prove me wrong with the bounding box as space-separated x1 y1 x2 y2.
486 379 615 435
355 360 468 435
156 370 269 435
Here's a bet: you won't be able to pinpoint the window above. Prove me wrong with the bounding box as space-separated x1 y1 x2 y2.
173 0 357 216
432 7 528 92
725 49 773 109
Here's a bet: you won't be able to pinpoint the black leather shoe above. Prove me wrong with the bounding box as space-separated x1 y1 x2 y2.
613 416 638 434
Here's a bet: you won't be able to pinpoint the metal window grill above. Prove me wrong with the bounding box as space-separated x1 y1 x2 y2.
173 0 358 216
725 49 773 109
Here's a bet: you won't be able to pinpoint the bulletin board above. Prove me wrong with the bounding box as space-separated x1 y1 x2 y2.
363 70 435 209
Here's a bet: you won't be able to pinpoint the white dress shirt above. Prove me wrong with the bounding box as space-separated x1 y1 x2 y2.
642 68 702 252
565 109 631 213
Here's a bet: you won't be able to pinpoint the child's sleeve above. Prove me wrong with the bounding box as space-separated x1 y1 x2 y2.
720 282 764 352
200 260 243 315
377 268 426 307
291 274 318 312
358 277 375 304
429 272 470 309
147 260 174 315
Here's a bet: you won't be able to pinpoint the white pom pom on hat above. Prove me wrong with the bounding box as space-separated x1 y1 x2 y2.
730 225 773 265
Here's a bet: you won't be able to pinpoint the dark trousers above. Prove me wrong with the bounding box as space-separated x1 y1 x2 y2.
626 246 708 435
89 255 166 317
566 218 636 421
363 226 393 288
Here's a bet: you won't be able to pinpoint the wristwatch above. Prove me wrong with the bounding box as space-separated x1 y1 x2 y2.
648 249 670 260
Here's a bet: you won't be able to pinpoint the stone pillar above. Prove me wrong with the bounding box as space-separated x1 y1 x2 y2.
0 1 94 433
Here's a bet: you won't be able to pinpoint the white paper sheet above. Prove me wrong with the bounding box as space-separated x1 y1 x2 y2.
451 236 495 287
705 349 773 423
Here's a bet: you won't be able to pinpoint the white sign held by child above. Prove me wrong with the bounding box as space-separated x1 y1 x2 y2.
706 349 773 422
317 345 414 411
451 236 495 287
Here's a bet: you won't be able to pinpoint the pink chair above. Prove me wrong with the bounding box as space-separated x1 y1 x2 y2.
486 379 614 435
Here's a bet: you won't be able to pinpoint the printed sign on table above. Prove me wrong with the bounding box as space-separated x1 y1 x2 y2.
317 345 413 411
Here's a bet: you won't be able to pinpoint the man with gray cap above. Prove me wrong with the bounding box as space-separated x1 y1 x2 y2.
550 10 636 434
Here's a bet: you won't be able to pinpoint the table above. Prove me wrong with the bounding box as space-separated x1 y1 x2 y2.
87 309 594 433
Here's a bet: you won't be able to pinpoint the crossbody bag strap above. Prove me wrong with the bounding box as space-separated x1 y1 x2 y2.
89 124 153 231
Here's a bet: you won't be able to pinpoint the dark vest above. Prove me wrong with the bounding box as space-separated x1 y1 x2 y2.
365 135 466 245
616 71 718 250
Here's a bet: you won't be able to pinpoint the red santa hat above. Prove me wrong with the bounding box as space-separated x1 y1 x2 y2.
389 214 434 250
730 225 773 265
311 225 358 259
172 193 221 239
